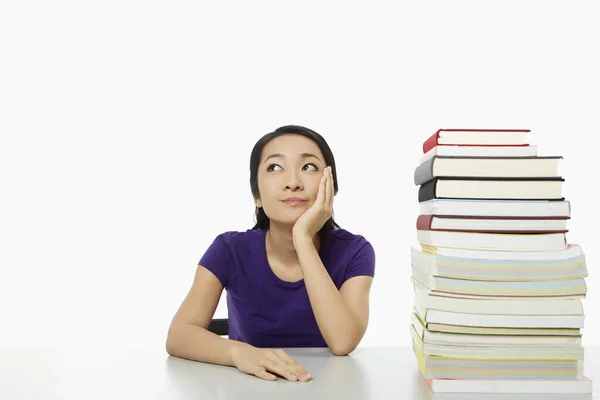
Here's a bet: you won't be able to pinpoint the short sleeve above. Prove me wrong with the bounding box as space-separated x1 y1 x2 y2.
344 238 376 282
198 234 231 288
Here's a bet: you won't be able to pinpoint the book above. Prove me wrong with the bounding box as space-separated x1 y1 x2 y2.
411 244 587 281
410 325 584 358
413 303 585 329
416 214 569 234
425 322 581 336
411 268 587 297
419 198 571 217
417 230 567 252
414 156 562 185
419 177 565 201
422 129 531 153
411 129 592 395
420 144 538 163
411 313 582 346
412 336 583 380
426 376 592 394
411 281 584 315
419 242 583 260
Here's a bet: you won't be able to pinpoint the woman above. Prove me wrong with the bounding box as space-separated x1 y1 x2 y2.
166 125 376 383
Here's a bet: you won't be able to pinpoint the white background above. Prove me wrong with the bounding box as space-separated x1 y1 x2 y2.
1 1 598 349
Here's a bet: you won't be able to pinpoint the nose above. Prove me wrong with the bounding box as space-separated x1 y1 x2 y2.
284 169 304 191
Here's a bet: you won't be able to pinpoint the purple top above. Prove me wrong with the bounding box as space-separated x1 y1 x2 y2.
198 227 376 348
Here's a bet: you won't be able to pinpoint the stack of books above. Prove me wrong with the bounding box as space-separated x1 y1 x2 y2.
410 128 592 394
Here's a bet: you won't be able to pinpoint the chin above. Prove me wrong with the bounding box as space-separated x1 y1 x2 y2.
268 214 301 226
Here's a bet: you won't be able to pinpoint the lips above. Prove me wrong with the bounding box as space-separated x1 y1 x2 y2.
282 198 307 206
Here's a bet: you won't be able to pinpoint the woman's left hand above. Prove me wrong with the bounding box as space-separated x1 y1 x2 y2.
292 166 334 246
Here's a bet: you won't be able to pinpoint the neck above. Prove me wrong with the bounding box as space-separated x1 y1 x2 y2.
266 222 320 267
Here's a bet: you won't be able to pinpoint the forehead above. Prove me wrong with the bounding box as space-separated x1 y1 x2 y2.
261 134 323 159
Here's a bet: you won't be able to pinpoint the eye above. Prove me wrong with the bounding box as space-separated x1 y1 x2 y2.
303 163 318 171
267 163 282 172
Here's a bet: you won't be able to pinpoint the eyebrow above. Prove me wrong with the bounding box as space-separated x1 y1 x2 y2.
263 153 323 163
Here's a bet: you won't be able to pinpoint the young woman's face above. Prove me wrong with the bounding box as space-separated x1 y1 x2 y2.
255 134 327 226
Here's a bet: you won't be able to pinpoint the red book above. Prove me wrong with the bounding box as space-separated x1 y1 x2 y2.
423 129 531 153
416 214 569 234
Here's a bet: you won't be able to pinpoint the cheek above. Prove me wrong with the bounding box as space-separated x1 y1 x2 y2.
257 176 277 201
307 175 323 197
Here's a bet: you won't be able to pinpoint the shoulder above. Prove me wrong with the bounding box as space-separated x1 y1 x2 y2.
325 228 375 280
199 229 266 284
209 228 266 250
327 228 375 260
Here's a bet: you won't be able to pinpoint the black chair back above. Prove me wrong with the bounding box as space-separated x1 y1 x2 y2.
208 318 228 336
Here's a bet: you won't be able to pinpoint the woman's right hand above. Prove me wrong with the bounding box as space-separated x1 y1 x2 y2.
230 345 312 382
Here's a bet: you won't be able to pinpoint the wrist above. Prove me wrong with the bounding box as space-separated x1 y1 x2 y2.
293 233 313 247
227 340 253 366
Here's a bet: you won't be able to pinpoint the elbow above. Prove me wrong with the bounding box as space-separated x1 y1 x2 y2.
165 336 176 356
165 335 178 356
166 337 187 359
328 326 364 356
330 344 355 356
165 325 181 356
329 340 358 356
331 348 351 356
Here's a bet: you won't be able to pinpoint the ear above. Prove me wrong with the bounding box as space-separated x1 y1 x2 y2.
254 197 262 208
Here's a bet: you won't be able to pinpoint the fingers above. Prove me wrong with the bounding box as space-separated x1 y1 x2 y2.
274 349 312 382
246 349 312 383
315 170 327 206
324 166 331 208
255 368 277 381
329 166 334 208
261 357 299 382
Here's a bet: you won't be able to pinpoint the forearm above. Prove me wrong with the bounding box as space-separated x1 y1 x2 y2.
295 239 362 355
166 322 251 366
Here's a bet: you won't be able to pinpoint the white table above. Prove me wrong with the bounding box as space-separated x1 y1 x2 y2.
1 346 598 399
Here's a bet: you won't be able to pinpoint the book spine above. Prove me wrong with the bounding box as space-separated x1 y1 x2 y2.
432 215 570 220
422 130 441 153
416 215 434 230
414 157 435 185
419 180 438 202
439 128 531 132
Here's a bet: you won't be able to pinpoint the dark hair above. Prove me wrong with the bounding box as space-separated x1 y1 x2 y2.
250 125 340 232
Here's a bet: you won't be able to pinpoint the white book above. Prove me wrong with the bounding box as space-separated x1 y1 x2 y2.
417 230 567 252
412 277 585 300
411 313 582 346
423 215 568 232
415 306 585 328
410 245 588 282
420 144 538 163
419 198 570 217
418 242 583 261
410 325 584 358
421 178 564 200
411 267 587 298
411 281 584 316
427 376 592 394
